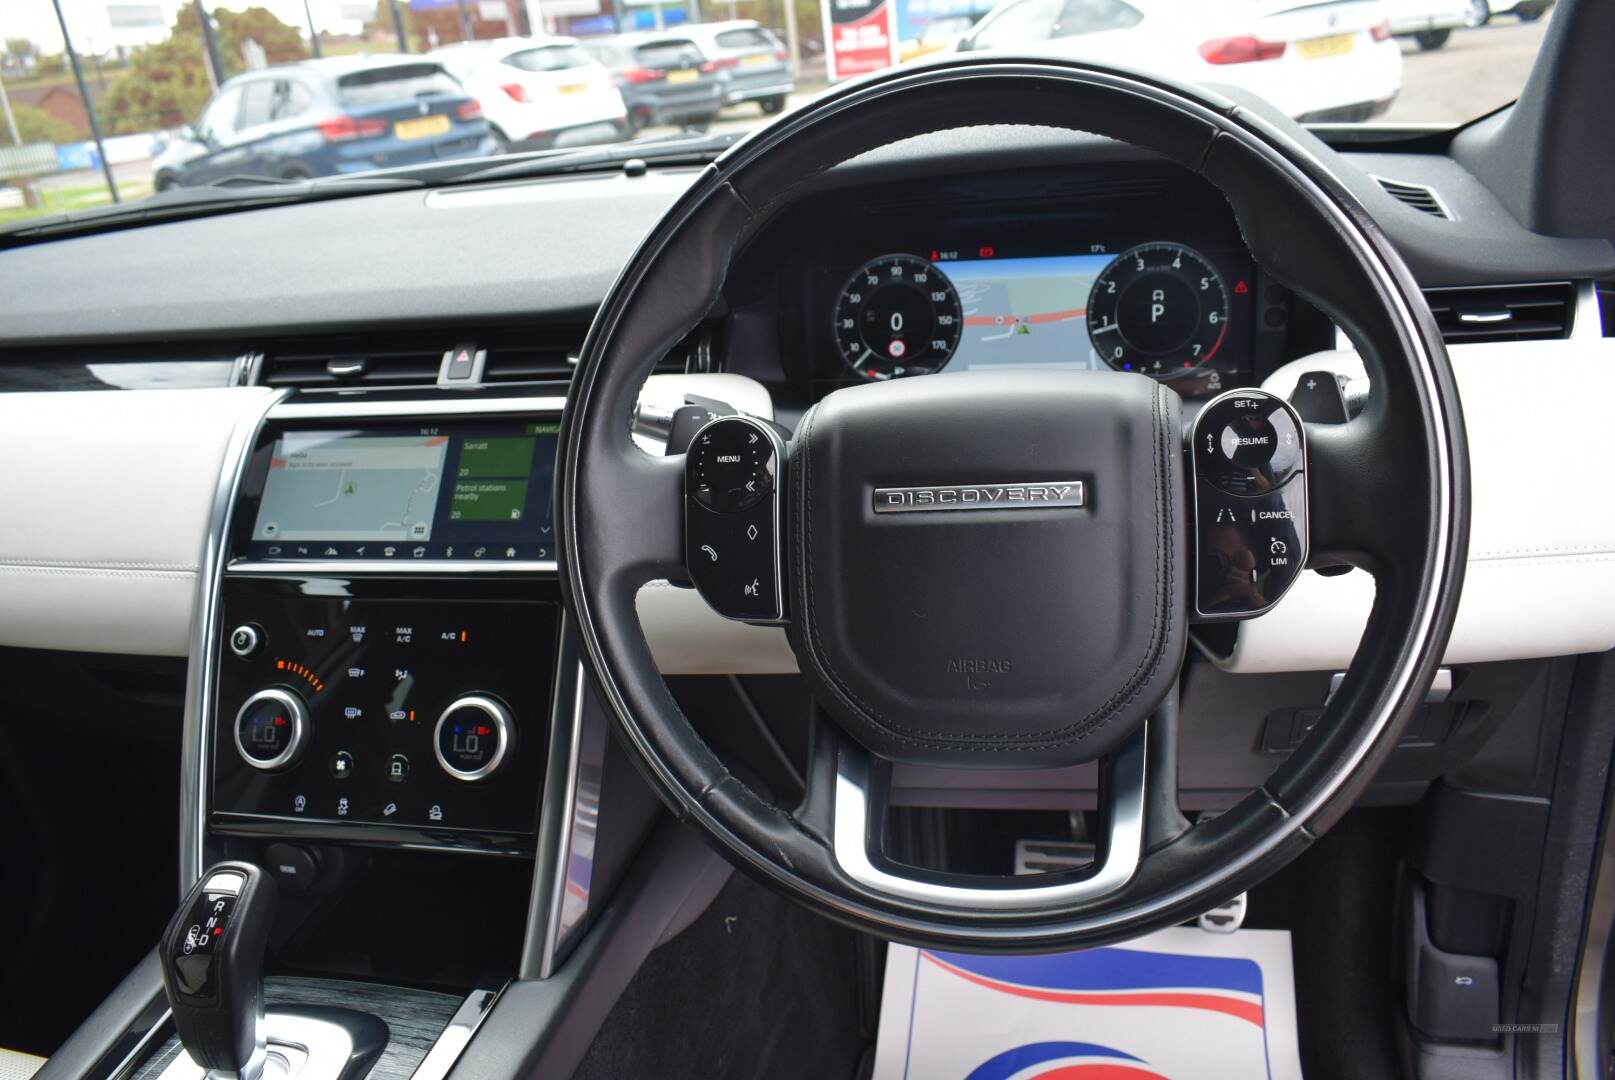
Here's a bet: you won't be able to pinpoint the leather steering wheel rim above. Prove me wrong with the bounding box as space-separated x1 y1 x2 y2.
558 56 1469 951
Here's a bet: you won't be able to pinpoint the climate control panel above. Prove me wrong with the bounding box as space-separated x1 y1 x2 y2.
211 576 558 845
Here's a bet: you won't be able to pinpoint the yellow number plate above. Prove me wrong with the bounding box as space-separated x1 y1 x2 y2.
394 114 451 140
741 53 773 66
559 82 587 95
666 68 699 83
1296 33 1355 59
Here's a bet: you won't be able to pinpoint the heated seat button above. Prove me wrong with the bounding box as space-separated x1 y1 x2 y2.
228 624 263 658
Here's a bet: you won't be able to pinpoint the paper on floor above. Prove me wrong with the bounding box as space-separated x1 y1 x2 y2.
872 926 1304 1080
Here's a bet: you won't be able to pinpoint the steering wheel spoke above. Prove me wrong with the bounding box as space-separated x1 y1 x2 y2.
1305 410 1436 574
828 727 1149 911
576 440 687 597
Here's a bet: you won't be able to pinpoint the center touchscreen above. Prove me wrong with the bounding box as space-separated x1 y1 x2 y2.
244 421 558 562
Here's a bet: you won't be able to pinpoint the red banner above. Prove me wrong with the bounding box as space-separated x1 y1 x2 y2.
822 0 899 80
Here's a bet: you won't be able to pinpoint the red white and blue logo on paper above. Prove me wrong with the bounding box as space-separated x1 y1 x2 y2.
871 928 1304 1080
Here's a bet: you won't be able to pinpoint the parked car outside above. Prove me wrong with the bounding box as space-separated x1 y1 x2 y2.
1464 0 1553 25
151 56 494 190
900 14 982 61
958 0 1403 124
1387 0 1470 48
676 20 795 115
430 37 627 151
579 34 725 133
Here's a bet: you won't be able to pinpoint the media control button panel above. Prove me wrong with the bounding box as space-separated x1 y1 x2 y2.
1191 389 1310 619
685 416 785 623
212 579 557 840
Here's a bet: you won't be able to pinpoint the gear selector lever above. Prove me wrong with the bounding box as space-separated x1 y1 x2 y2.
159 862 276 1078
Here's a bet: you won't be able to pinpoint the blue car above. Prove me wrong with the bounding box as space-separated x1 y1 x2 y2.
153 56 496 189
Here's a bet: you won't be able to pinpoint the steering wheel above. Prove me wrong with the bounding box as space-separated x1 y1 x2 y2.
557 57 1468 950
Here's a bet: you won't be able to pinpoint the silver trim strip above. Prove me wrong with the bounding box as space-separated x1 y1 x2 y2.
537 662 590 978
1329 667 1451 704
267 396 566 420
180 389 287 892
1575 280 1603 341
408 987 503 1080
831 725 1146 907
106 1009 172 1080
228 559 558 576
1574 825 1615 1079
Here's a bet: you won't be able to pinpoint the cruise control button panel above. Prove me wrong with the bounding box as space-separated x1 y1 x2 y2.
1195 389 1303 496
1191 389 1309 619
686 416 785 623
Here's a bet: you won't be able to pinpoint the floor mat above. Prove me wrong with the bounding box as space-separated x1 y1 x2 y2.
570 872 872 1080
872 927 1304 1080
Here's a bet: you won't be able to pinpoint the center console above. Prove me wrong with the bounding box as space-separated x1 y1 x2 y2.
205 402 569 857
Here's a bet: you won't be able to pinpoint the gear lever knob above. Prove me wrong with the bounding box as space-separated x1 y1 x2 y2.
159 862 277 1076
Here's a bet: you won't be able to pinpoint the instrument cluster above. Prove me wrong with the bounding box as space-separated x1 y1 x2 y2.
828 238 1256 399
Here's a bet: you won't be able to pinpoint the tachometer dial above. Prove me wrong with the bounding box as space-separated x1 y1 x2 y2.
833 254 961 381
1087 243 1229 379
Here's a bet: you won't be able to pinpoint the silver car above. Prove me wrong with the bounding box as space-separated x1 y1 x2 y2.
676 20 795 114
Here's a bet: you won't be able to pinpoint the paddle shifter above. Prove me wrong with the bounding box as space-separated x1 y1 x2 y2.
159 862 277 1078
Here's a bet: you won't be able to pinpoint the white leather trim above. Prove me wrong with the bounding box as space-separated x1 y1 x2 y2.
0 387 276 657
1213 338 1615 672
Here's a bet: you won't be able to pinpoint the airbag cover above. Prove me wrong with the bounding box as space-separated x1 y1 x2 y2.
788 370 1185 768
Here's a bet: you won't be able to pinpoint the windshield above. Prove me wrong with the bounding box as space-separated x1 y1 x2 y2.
0 0 1551 225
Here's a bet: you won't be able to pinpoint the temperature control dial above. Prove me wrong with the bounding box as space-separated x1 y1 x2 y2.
433 695 513 782
233 688 308 771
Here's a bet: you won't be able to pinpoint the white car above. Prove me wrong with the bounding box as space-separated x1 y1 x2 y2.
960 0 1403 123
1387 0 1470 49
431 37 627 151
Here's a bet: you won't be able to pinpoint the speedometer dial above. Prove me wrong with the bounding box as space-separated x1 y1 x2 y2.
1087 243 1229 379
833 254 961 381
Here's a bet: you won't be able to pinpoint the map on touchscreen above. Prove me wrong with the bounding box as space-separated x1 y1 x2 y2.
253 433 448 543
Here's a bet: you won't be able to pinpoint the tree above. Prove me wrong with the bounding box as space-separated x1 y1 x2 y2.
11 103 75 144
97 34 215 134
96 5 312 135
4 37 38 66
214 7 313 70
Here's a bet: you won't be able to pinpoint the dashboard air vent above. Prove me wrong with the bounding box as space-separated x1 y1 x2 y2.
1423 283 1575 344
480 326 586 384
259 323 709 389
1374 176 1452 220
481 325 707 382
261 342 444 387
